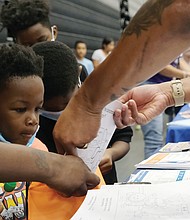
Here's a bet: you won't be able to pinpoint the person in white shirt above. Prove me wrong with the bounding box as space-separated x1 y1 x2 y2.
91 37 115 68
74 40 94 75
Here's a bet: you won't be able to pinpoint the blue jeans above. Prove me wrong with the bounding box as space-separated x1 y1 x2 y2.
141 113 163 159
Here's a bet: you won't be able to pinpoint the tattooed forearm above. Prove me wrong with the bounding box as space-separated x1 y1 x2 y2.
124 0 175 37
32 149 49 172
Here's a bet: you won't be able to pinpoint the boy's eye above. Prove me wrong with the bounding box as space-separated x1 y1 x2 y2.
15 108 26 113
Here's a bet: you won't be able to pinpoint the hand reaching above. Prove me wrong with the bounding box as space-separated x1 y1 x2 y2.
53 91 101 155
114 82 173 128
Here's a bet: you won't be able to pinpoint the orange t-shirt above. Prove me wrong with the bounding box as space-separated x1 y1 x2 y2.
29 138 105 220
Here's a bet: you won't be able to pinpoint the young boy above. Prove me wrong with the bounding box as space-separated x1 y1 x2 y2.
0 0 88 82
0 42 103 220
0 43 44 220
34 41 133 186
74 40 94 75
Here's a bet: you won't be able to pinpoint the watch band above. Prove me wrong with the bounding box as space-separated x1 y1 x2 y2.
170 80 185 107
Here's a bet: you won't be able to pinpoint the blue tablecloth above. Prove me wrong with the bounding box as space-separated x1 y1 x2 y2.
166 104 190 143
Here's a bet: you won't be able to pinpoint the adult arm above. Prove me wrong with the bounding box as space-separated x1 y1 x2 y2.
160 64 190 78
54 0 190 154
0 142 99 197
179 57 190 72
115 77 190 127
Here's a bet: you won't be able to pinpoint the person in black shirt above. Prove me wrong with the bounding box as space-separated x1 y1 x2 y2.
33 41 133 184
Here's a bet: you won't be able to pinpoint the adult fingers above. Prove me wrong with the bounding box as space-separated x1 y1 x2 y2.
56 141 78 156
86 173 100 190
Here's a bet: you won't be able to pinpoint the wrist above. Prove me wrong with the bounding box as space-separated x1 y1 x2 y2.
76 85 103 114
33 150 55 184
170 80 185 107
105 148 114 160
159 81 175 107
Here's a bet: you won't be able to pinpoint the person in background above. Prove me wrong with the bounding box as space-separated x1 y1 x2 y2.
91 37 115 68
0 0 88 82
0 0 58 46
34 41 133 185
74 40 94 75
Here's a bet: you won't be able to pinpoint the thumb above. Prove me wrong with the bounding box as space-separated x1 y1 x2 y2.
86 173 100 190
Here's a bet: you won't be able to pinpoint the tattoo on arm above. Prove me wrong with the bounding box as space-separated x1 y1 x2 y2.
110 94 119 101
32 150 49 172
124 0 175 37
110 87 131 101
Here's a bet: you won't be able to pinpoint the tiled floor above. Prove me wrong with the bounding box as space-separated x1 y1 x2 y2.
116 114 169 182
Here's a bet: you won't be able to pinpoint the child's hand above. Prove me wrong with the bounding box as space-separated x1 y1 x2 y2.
99 149 113 175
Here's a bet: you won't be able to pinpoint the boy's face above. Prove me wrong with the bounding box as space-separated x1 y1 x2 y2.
75 43 87 59
104 41 115 53
16 23 57 47
0 76 44 145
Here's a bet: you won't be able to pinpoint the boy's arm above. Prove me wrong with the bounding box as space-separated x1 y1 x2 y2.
99 142 130 175
54 0 190 154
0 142 99 197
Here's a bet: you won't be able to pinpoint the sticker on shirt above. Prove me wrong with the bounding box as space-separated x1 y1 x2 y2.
0 182 26 220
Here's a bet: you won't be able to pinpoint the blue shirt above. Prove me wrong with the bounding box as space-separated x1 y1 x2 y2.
77 58 94 75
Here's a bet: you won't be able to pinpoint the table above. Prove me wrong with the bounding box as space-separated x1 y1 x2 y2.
166 104 190 143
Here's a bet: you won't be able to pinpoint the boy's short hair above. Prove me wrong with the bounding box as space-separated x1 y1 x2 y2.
32 41 79 101
74 40 87 49
0 43 44 90
0 0 50 37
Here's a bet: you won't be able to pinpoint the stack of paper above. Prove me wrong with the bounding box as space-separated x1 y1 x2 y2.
71 181 190 220
135 152 190 169
159 142 190 152
129 169 190 184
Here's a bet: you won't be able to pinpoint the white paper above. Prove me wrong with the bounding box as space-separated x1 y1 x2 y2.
77 100 122 172
71 181 190 220
136 152 190 169
130 170 190 184
159 142 190 152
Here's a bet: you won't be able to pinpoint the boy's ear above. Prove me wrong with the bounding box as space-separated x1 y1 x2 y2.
52 25 58 40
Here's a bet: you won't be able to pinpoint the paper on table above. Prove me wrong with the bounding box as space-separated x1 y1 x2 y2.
71 181 190 220
135 152 190 169
77 100 122 172
130 169 190 184
159 142 190 152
